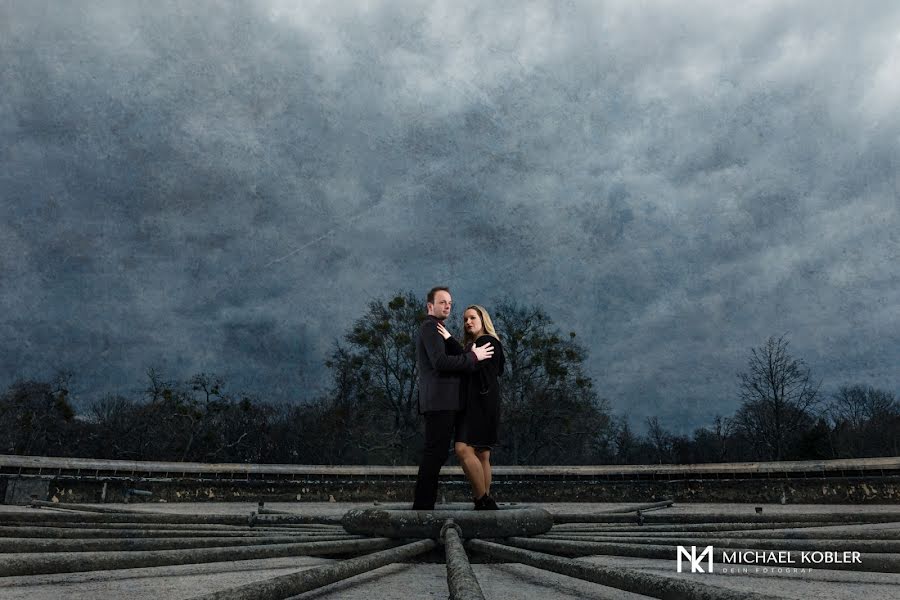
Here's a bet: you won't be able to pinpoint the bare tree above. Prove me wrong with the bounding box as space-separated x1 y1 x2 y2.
827 385 900 458
735 335 820 460
190 373 225 404
144 367 173 402
88 394 141 458
0 380 76 456
52 369 75 404
691 415 736 463
829 385 897 429
645 416 673 463
717 415 736 459
614 418 637 464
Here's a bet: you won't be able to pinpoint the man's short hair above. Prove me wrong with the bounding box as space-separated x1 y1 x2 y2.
427 286 450 304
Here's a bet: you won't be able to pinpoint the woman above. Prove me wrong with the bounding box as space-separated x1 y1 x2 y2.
436 304 504 510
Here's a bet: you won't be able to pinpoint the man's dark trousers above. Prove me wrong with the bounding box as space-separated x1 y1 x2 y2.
412 410 456 509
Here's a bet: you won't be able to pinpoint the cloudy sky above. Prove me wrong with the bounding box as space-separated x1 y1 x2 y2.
2 1 898 432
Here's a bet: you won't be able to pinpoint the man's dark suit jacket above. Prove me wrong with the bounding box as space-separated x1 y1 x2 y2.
416 315 477 413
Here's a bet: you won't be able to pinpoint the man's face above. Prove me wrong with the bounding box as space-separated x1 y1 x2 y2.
428 290 452 320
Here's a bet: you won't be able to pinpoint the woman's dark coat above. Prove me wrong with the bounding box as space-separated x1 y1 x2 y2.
448 334 505 448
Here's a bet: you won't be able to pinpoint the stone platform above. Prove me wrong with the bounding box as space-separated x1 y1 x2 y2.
0 501 899 599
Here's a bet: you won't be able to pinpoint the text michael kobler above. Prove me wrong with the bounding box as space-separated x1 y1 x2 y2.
677 545 862 573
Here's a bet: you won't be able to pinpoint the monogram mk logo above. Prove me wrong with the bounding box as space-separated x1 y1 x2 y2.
677 545 714 573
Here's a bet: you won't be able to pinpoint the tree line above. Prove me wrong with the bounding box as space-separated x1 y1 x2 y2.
1 293 897 464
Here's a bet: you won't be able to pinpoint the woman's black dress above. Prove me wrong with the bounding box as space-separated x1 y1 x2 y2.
452 335 504 449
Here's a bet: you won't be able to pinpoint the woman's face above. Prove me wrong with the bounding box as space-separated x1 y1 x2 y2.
464 308 484 337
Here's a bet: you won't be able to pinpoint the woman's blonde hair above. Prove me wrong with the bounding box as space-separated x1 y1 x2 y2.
461 304 500 346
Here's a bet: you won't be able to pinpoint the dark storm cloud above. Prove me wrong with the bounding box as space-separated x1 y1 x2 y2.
1 1 898 430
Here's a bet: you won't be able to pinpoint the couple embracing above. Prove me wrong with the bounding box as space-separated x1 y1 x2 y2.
412 286 505 511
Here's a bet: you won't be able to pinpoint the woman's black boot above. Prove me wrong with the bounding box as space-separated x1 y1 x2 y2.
475 494 499 510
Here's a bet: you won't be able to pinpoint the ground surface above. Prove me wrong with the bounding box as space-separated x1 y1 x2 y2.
1 502 898 599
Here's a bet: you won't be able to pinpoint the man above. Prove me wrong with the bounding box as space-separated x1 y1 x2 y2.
412 286 494 510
